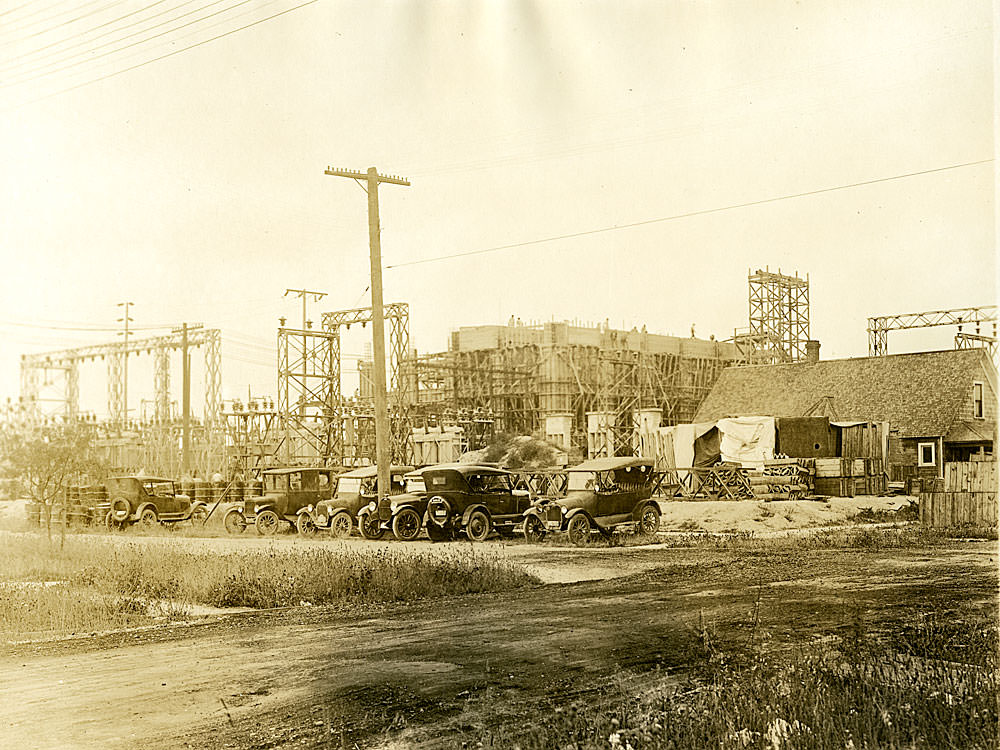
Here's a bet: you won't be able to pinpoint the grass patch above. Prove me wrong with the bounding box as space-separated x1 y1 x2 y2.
0 535 539 637
474 618 999 749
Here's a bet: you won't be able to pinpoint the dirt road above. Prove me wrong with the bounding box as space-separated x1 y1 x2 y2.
1 540 996 749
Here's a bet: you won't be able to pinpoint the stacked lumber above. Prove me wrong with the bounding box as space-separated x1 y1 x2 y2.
747 457 814 501
814 457 887 497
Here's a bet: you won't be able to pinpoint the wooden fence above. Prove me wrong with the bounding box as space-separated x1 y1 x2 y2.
919 461 997 528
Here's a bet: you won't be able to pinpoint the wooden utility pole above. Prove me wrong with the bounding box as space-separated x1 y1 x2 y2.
284 288 327 329
324 166 409 503
116 301 133 425
173 323 203 475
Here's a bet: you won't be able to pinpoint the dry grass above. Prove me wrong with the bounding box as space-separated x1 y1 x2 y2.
473 616 999 750
0 535 539 637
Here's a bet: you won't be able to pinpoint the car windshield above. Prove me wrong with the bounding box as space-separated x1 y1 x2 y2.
264 474 287 491
405 477 425 493
567 472 598 491
337 477 363 495
144 481 173 497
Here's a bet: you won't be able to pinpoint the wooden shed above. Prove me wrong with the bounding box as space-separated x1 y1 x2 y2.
695 348 997 484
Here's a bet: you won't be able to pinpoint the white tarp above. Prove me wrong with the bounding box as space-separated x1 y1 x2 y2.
716 416 776 469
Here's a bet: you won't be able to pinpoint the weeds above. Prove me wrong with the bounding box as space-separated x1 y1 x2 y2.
0 535 539 637
476 618 999 749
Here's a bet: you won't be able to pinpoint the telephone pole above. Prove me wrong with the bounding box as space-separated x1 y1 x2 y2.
284 288 327 329
324 166 409 502
173 323 203 475
117 302 133 426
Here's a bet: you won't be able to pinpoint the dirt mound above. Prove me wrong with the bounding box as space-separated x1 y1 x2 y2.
461 434 564 469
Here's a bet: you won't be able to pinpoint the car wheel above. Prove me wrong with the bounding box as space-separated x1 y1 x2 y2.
392 508 421 541
139 508 158 527
465 510 491 543
567 514 592 546
255 509 280 536
105 510 125 532
224 510 246 534
639 505 660 535
330 512 353 539
190 505 209 526
523 515 546 543
296 513 317 537
359 512 385 540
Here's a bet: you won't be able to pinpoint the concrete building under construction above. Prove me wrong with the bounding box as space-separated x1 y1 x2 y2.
411 319 737 457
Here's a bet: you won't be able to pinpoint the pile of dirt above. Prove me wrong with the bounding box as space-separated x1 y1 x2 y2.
461 434 565 469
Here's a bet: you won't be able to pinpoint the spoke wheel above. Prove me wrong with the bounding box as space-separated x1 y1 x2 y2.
465 510 491 543
567 513 592 546
255 509 280 536
224 510 247 534
296 513 317 537
331 512 353 539
139 508 158 527
392 508 421 541
639 505 660 535
523 515 546 543
359 512 385 540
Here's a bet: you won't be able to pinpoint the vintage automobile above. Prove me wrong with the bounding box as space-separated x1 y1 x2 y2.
224 467 337 536
359 470 429 541
423 464 532 542
98 475 208 530
312 465 410 539
521 457 660 545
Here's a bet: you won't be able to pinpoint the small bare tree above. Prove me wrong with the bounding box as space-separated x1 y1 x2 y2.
0 423 104 543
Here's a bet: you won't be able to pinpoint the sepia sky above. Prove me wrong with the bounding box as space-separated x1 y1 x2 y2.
0 0 995 420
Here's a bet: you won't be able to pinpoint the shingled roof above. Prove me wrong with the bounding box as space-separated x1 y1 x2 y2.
695 348 996 438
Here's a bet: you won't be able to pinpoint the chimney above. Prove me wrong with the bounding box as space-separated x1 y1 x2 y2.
805 340 820 364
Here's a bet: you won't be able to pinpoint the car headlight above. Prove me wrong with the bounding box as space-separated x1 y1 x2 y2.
307 504 314 513
561 506 567 515
367 501 377 512
254 505 261 514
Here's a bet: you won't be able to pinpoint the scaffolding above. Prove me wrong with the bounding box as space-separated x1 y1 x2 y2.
867 305 997 356
410 320 736 458
736 268 810 365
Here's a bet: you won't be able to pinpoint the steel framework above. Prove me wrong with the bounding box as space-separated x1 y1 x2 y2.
223 397 280 478
867 305 997 355
322 303 412 464
741 268 810 364
276 325 339 466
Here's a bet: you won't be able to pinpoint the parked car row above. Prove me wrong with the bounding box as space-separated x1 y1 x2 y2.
220 457 660 546
37 457 662 545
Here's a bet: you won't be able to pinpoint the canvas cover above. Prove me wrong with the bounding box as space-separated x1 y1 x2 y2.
716 416 776 469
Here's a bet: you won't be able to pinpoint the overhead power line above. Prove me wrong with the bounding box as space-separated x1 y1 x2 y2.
384 158 994 270
6 0 319 110
1 0 261 89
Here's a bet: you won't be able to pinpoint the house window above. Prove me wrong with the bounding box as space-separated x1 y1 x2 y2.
917 442 936 467
973 382 984 419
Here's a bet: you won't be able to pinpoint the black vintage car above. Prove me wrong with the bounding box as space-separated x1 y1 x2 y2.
423 464 532 542
361 470 429 541
225 467 337 536
99 475 208 530
312 465 411 539
522 457 660 545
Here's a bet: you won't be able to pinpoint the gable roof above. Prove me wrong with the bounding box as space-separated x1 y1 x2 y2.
695 348 995 438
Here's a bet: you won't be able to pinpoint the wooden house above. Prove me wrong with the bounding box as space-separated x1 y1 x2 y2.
695 348 996 482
